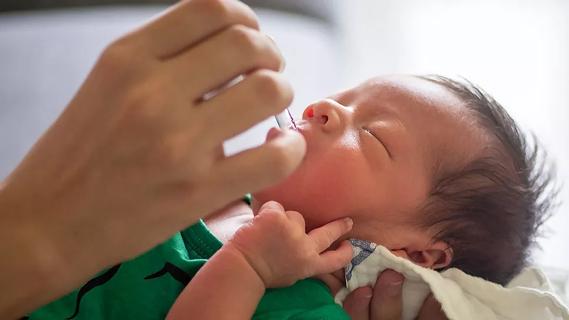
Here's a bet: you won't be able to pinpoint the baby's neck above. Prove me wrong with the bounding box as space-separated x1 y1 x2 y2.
204 200 253 243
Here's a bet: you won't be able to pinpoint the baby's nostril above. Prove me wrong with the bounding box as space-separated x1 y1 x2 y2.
306 107 314 118
321 115 329 124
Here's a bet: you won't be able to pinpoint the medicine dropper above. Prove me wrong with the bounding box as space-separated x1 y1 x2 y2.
274 108 297 130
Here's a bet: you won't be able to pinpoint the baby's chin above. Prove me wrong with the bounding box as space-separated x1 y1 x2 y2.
251 190 330 231
251 186 289 214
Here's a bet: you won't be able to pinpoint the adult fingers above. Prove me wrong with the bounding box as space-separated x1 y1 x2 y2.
308 218 353 253
208 128 306 202
314 240 352 275
343 286 373 320
370 269 404 320
128 0 259 59
416 294 447 320
198 69 293 145
168 24 283 100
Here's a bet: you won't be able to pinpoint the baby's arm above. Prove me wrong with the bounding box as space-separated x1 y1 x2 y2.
166 201 353 320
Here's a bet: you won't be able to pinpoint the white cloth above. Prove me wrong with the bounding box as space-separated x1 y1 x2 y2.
335 239 569 320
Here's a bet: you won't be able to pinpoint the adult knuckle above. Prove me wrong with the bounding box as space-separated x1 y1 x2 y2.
194 0 259 29
226 27 280 71
227 25 260 54
99 39 134 72
192 0 232 23
250 70 293 107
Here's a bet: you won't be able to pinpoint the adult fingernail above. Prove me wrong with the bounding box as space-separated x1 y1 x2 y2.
344 217 353 229
381 269 404 296
360 286 373 299
386 280 403 296
356 287 373 300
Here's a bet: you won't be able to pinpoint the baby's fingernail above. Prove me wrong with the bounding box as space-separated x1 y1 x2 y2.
260 201 284 212
344 217 353 228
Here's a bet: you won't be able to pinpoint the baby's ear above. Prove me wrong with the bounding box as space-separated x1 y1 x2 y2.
408 241 453 269
391 241 453 269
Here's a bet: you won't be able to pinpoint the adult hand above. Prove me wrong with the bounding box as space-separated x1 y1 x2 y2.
343 269 447 320
0 0 305 317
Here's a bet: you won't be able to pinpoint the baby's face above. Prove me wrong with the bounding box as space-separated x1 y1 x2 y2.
253 75 487 249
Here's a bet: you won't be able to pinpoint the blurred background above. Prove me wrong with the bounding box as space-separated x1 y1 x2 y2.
1 0 568 294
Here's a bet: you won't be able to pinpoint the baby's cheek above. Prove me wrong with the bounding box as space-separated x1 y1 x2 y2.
299 169 361 226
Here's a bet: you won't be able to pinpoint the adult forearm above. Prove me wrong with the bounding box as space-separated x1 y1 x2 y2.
0 184 101 318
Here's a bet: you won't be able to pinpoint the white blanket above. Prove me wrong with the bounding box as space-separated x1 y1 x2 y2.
335 239 569 320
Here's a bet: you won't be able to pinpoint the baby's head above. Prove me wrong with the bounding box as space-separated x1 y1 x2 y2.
253 75 556 285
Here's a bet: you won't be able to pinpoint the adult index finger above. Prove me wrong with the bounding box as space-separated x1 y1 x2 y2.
207 129 306 205
125 0 259 59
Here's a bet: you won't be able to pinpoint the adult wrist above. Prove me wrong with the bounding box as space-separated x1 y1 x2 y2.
0 184 56 317
0 182 97 318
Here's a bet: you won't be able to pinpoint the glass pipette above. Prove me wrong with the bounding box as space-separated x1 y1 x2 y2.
274 108 297 129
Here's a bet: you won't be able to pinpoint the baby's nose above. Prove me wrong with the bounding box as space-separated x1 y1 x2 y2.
303 99 343 133
303 106 328 124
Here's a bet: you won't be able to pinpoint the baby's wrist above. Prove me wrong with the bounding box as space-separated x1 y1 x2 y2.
221 243 270 289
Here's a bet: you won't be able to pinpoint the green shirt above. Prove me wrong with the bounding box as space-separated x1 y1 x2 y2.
29 220 349 319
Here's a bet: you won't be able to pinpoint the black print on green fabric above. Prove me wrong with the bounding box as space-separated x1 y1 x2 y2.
66 262 191 319
144 262 191 285
66 264 122 320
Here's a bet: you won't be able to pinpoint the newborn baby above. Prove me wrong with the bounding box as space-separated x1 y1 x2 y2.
167 74 556 319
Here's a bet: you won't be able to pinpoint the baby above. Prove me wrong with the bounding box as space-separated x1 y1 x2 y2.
167 75 556 319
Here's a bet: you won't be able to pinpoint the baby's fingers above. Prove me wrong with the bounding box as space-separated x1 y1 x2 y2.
314 240 353 275
257 201 285 215
308 217 353 253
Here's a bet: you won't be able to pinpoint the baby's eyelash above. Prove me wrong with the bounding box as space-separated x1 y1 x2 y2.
363 127 377 139
363 127 392 158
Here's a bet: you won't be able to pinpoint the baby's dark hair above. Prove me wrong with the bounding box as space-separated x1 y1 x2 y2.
417 75 558 285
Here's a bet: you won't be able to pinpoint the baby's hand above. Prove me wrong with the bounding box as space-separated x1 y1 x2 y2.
226 201 353 288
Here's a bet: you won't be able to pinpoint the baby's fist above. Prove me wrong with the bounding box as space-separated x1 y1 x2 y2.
227 201 353 288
